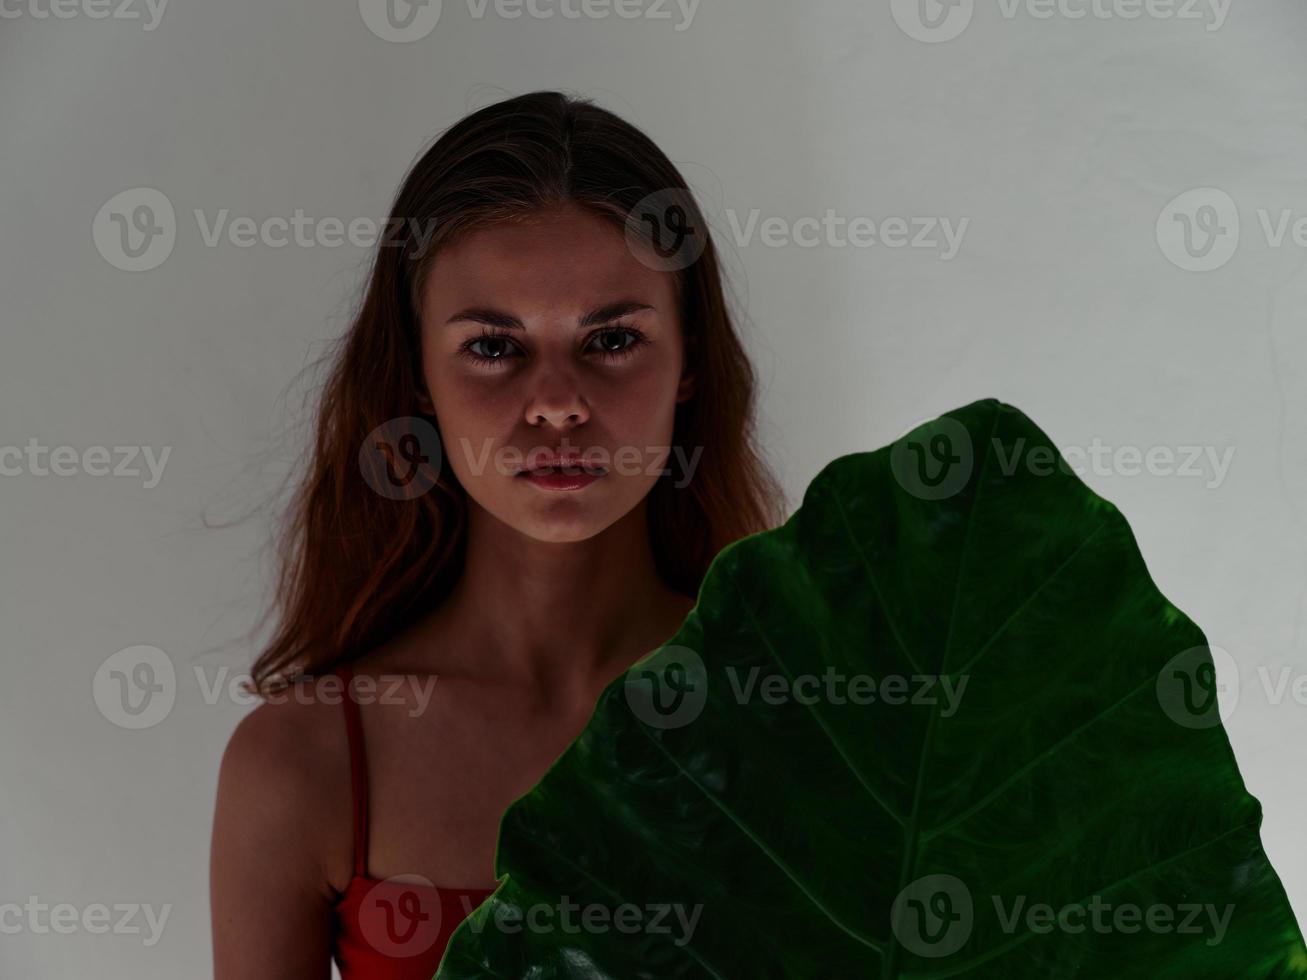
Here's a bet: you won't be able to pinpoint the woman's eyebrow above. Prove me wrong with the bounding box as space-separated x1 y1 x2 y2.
445 300 655 331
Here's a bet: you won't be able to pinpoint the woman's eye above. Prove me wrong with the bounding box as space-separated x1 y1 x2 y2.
467 335 515 360
591 329 629 353
587 326 649 359
456 331 521 365
457 324 649 367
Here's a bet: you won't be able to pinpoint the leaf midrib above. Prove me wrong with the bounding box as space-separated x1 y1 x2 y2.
883 403 1003 979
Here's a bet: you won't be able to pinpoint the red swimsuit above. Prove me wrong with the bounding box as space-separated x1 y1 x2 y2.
330 663 497 978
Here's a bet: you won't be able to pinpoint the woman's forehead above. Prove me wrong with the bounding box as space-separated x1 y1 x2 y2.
424 212 676 317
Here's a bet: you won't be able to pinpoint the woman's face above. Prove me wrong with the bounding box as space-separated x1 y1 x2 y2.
418 202 695 543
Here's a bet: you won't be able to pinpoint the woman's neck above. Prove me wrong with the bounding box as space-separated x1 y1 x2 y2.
405 497 695 709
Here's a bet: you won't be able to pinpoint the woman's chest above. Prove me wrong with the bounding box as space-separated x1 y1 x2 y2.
359 682 596 885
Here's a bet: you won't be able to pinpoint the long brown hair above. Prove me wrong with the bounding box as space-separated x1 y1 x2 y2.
249 90 786 694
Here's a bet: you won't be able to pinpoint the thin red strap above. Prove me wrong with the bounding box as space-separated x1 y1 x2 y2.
336 663 369 879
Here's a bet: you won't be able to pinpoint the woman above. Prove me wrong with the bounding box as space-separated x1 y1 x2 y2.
209 90 786 978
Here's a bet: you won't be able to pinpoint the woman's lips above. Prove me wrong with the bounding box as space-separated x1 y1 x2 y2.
517 465 606 491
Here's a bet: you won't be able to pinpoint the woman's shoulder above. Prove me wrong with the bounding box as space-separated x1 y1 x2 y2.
222 673 351 765
213 675 356 890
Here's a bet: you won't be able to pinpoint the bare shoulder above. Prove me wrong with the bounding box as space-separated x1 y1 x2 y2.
210 679 356 977
212 677 354 895
218 677 349 798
